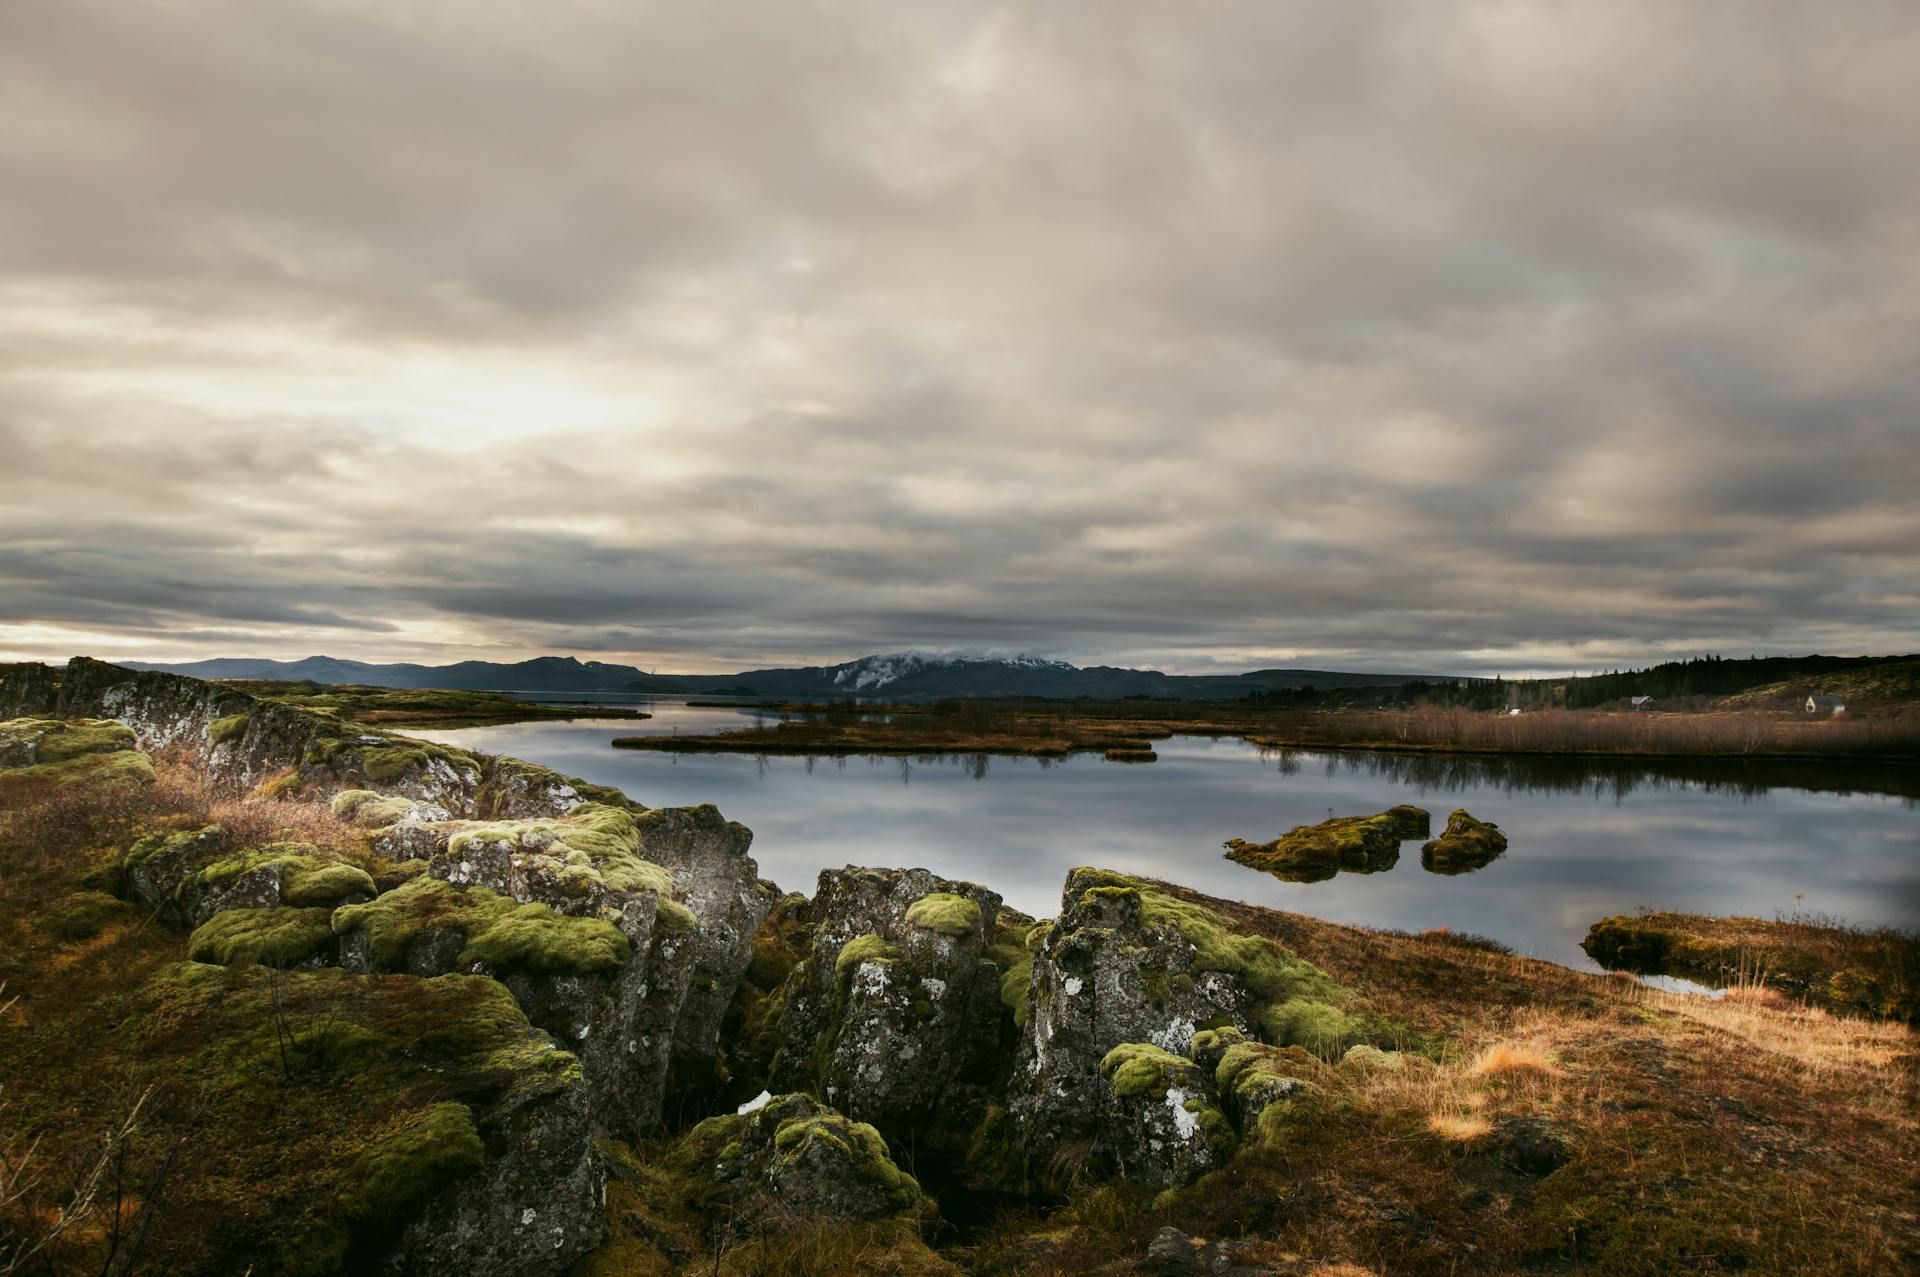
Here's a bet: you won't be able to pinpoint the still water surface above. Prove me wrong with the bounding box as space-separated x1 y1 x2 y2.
410 702 1919 974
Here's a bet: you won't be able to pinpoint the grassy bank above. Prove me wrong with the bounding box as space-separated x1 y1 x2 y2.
225 680 650 728
1584 912 1919 1023
612 698 1920 764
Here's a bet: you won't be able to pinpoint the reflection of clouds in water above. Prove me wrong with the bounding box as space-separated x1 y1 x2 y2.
409 717 1920 971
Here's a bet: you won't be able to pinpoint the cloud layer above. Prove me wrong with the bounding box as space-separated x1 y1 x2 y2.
4 1 1917 674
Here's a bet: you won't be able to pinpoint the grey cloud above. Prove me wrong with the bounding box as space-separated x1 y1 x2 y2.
1 1 1916 673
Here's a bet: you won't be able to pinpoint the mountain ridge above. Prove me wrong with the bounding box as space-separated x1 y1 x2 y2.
123 650 1459 701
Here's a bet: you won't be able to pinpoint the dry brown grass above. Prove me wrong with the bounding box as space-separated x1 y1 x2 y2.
1424 1111 1492 1142
1469 1041 1562 1082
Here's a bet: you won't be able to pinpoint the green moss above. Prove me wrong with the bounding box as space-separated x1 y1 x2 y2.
13 748 155 790
457 903 630 974
445 803 673 899
360 745 429 784
43 889 130 942
189 906 336 967
335 1102 484 1236
3 717 138 764
1223 807 1420 880
332 876 631 976
654 897 699 933
210 713 251 746
331 877 516 969
281 858 378 906
1420 808 1508 874
904 891 982 938
1100 1042 1190 1099
835 932 903 976
330 789 415 828
770 1112 922 1210
1189 1026 1246 1067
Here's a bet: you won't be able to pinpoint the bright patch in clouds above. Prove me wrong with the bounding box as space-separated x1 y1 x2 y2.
1 0 1916 675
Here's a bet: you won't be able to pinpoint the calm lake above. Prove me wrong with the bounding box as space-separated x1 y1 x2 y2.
409 702 1920 975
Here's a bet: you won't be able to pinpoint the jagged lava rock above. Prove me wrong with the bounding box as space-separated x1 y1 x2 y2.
768 867 1011 1135
1009 869 1363 1185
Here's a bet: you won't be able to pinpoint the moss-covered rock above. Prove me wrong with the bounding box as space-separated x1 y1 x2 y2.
1223 805 1427 882
1421 808 1508 874
188 906 337 967
330 788 417 828
129 962 599 1275
121 829 376 928
332 876 630 977
905 891 983 938
1095 1043 1233 1186
766 869 1014 1146
458 902 631 974
0 717 154 791
0 715 138 766
1008 869 1376 1187
1214 1041 1321 1140
664 1093 930 1241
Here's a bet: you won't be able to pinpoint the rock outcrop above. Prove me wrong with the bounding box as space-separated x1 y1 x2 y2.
667 1092 931 1238
1008 869 1374 1187
768 868 1013 1137
1224 805 1429 881
1421 808 1508 874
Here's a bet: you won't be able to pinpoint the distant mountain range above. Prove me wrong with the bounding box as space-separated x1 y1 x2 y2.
126 651 1459 701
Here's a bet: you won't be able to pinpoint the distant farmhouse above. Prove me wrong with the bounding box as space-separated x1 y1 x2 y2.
1630 695 1653 710
1805 693 1848 716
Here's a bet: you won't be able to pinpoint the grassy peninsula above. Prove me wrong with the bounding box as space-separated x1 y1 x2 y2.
613 697 1920 764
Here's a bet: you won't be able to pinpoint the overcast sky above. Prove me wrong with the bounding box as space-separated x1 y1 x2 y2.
3 2 1917 676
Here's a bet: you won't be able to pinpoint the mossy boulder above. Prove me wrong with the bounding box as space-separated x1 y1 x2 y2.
331 876 631 977
0 716 137 766
330 788 418 828
0 717 153 790
766 868 1013 1143
130 962 600 1275
1421 808 1508 874
1215 1041 1322 1140
1096 1043 1233 1187
904 891 983 938
189 906 338 967
1224 805 1427 882
123 830 377 928
666 1093 930 1240
1008 869 1372 1186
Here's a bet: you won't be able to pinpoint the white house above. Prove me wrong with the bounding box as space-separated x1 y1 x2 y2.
1805 693 1848 716
1630 695 1653 710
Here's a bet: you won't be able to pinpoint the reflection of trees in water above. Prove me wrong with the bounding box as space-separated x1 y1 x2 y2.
1253 746 1920 803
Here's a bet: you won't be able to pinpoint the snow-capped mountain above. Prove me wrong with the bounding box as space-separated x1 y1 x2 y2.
829 652 1074 692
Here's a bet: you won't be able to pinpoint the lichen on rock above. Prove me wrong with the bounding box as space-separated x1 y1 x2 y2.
1008 868 1376 1188
667 1093 930 1239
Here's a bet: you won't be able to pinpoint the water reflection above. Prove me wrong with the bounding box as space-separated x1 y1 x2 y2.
405 708 1920 972
1276 747 1920 804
